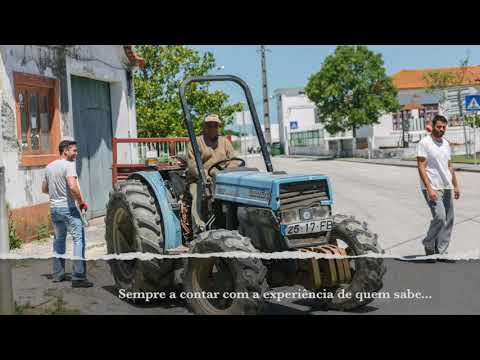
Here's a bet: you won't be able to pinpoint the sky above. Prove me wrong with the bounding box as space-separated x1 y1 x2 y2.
191 45 480 128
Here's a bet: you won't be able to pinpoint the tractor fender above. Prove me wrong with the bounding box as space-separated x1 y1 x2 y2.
129 171 182 251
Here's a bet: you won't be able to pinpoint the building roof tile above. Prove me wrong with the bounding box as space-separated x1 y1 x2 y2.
392 65 480 89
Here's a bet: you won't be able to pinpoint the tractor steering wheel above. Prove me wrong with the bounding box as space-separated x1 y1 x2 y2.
208 157 246 177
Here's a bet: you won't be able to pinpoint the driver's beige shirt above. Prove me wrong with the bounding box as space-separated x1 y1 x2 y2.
186 135 235 182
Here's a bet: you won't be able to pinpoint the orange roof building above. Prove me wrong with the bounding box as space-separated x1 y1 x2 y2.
392 65 480 90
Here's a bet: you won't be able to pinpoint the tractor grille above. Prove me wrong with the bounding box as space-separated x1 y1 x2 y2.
279 180 329 210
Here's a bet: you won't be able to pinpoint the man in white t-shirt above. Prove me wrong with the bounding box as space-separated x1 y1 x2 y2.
417 114 460 261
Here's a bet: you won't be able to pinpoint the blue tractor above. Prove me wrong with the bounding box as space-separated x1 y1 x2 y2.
105 75 386 315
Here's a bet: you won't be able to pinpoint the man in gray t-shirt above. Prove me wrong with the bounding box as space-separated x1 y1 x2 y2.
44 158 79 209
42 139 93 288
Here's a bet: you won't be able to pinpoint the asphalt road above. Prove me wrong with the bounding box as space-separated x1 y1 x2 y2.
12 156 480 259
9 258 480 315
7 156 480 315
247 156 480 258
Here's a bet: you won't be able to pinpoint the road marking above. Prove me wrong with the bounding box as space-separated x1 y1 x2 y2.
385 214 480 251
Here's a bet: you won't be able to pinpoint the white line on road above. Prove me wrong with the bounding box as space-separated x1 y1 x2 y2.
385 213 480 251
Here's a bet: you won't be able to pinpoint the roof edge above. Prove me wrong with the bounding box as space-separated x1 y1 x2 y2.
123 45 146 68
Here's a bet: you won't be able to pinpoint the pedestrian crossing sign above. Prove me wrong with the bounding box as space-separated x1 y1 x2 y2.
466 95 480 112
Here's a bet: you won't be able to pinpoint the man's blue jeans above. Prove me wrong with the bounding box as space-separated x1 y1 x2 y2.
50 207 86 281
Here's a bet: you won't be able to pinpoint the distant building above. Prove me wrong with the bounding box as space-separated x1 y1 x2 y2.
275 65 480 157
364 65 480 153
274 87 352 156
275 88 318 154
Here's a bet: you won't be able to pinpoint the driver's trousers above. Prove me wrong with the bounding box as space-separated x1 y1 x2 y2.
189 183 205 231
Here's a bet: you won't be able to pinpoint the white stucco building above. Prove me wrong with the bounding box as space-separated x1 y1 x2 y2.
274 87 352 156
0 45 144 240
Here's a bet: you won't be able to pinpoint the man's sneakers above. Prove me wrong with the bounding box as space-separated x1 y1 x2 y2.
72 279 94 288
424 248 456 263
424 248 437 263
52 274 71 283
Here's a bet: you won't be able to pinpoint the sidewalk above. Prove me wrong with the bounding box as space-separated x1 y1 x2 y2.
10 216 107 258
334 158 480 173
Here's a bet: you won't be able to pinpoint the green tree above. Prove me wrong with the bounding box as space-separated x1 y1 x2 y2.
423 55 472 156
134 45 242 138
305 46 400 139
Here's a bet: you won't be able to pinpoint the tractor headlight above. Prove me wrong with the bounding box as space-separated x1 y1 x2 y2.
311 206 330 219
281 206 330 224
281 209 299 224
300 208 313 221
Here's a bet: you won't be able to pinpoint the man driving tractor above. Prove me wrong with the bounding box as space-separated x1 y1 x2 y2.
186 114 240 231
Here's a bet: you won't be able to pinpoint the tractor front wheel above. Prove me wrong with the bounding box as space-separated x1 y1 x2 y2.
322 214 387 311
183 230 268 315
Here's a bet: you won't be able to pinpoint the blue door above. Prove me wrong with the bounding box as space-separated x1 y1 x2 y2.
71 76 113 219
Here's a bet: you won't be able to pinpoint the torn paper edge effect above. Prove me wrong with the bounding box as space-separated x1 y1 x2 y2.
1 250 480 261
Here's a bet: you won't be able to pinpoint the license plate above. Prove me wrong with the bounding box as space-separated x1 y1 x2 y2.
284 219 333 235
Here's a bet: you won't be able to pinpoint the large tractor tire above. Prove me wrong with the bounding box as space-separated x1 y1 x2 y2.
183 230 268 315
322 214 386 311
105 179 175 293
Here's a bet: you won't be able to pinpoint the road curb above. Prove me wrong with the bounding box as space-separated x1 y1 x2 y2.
336 158 480 173
279 155 335 160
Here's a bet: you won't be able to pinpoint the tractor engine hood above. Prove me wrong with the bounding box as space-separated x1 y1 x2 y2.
214 170 332 211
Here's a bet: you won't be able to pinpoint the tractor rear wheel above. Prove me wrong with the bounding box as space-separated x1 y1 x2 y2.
322 214 386 311
105 179 174 293
183 230 268 315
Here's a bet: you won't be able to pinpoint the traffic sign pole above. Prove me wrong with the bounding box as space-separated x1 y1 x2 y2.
474 118 478 166
465 95 480 164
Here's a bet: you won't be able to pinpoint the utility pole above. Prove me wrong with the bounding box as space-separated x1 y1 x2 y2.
242 110 247 156
0 166 14 315
259 45 272 146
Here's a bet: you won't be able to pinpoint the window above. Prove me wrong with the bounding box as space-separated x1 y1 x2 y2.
15 72 61 167
423 104 439 123
392 113 401 131
449 115 463 127
392 112 405 131
289 129 322 147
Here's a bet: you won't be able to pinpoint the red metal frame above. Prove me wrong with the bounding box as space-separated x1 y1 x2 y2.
112 135 233 186
112 137 190 186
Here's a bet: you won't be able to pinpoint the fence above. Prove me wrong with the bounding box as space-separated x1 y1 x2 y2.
136 139 188 164
112 137 190 186
112 135 233 186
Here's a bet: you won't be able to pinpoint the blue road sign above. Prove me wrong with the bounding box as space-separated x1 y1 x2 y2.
290 121 298 130
465 95 480 112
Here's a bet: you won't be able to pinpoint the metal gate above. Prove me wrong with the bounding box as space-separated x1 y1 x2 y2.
71 76 113 219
